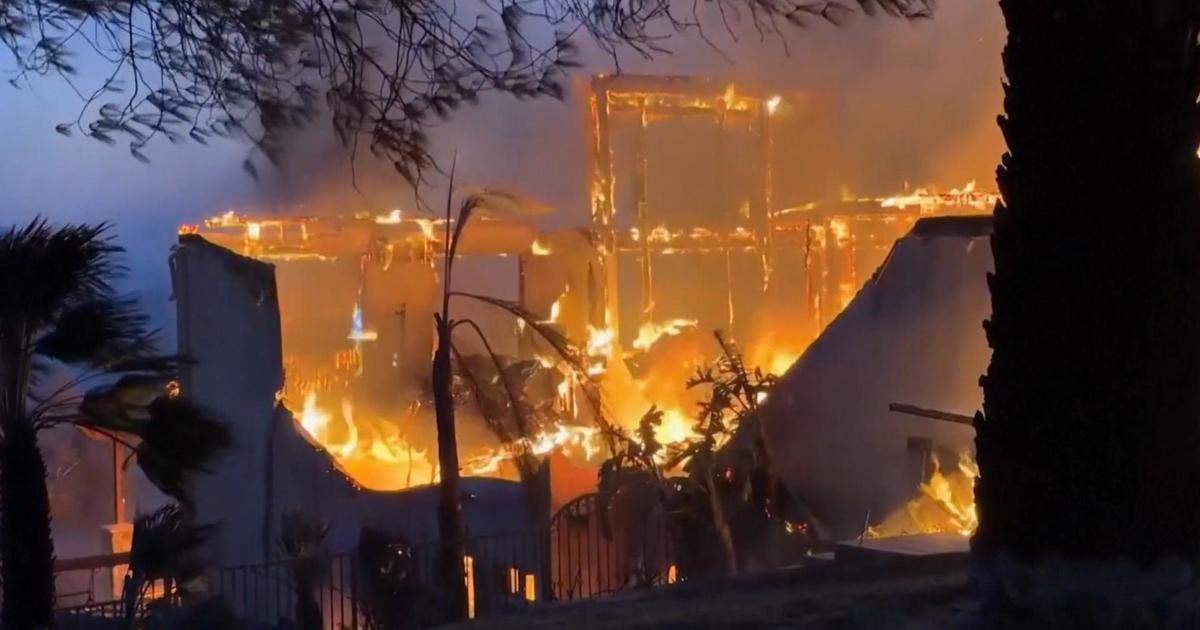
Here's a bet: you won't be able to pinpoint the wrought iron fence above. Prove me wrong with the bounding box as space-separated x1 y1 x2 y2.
55 500 679 628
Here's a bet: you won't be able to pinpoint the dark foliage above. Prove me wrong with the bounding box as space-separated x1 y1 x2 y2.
279 511 330 630
1 0 931 182
122 505 218 624
0 421 56 628
357 527 424 629
597 333 811 580
0 219 232 625
976 1 1200 565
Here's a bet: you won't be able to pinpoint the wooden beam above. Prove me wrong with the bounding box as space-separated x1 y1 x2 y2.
888 402 975 427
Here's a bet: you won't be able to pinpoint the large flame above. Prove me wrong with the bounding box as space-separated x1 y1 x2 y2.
297 392 437 489
868 452 978 538
294 390 606 490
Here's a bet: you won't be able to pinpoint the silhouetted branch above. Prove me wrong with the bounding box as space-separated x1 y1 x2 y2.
1 0 932 183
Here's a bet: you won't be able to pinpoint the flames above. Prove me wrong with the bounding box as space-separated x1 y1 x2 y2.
375 209 403 224
655 409 697 446
294 390 606 490
880 180 998 214
297 392 438 489
631 319 698 351
869 451 979 538
586 325 615 376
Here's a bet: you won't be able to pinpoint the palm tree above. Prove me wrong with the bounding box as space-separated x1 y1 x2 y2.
429 177 600 621
120 504 216 625
0 219 231 627
279 511 330 630
975 1 1200 622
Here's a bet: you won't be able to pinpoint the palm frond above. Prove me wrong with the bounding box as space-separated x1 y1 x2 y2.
134 397 232 505
123 504 218 621
128 505 216 583
448 292 586 371
448 290 614 438
78 374 175 434
36 296 157 365
445 197 480 284
0 219 125 330
451 318 530 435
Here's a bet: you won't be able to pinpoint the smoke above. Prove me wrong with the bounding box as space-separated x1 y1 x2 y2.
255 0 1004 222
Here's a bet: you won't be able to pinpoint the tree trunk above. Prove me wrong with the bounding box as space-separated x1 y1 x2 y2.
704 469 738 577
1 420 57 628
976 0 1200 621
432 323 468 622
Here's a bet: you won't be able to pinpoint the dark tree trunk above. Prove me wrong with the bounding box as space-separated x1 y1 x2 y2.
432 323 468 623
1 421 57 628
295 582 322 630
976 0 1200 614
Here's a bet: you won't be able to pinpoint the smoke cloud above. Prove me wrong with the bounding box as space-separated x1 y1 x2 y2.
256 0 1005 224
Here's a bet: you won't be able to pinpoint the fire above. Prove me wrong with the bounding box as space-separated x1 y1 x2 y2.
761 349 799 377
586 325 615 375
648 225 673 243
376 209 403 224
548 297 562 323
656 409 697 446
296 392 436 489
631 319 698 351
462 423 602 476
294 390 605 490
414 218 437 241
766 95 782 115
531 238 552 256
347 305 378 342
880 181 998 214
868 451 979 538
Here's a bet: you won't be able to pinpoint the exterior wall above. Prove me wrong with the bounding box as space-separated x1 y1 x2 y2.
763 217 992 540
172 235 285 565
172 236 537 570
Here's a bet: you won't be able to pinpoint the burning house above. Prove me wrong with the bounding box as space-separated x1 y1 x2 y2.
169 75 999 604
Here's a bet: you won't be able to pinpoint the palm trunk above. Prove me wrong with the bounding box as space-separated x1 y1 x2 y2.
976 0 1200 620
1 420 57 628
432 323 468 622
294 581 322 630
704 470 738 577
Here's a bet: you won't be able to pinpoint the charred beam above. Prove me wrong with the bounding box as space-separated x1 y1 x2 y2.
888 402 975 427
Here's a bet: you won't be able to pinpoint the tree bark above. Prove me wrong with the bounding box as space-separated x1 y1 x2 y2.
976 0 1200 614
432 322 468 622
1 420 57 628
704 469 738 577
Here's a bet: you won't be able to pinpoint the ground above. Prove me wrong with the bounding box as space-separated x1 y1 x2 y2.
454 554 983 629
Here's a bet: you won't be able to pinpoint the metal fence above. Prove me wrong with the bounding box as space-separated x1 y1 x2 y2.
55 501 678 628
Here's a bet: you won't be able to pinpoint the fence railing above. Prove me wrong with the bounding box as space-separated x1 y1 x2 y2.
56 513 678 627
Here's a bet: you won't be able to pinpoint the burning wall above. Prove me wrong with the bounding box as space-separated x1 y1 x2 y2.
763 216 992 541
171 235 541 570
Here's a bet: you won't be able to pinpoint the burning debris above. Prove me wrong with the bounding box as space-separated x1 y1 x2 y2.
868 451 979 538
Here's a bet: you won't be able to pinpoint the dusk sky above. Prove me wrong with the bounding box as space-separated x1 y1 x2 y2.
0 0 1003 343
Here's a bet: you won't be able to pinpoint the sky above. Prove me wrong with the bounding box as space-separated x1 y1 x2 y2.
0 0 1006 340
